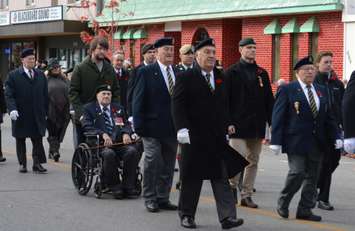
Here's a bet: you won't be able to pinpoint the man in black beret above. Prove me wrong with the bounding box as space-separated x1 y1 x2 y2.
81 84 141 199
224 37 274 208
5 48 49 173
133 37 178 213
270 56 341 222
172 37 247 229
126 43 156 117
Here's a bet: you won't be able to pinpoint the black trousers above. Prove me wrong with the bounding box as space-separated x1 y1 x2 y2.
0 128 3 157
317 148 341 203
47 119 69 153
178 165 237 222
16 137 46 166
101 143 141 190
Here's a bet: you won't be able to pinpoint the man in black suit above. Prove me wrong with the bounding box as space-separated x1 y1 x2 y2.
270 56 341 222
81 84 141 199
172 38 247 229
5 48 48 173
112 52 130 111
127 44 155 117
133 37 178 213
344 70 355 154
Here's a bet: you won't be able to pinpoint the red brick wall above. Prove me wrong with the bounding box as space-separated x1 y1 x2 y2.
242 12 343 85
222 19 242 68
165 31 181 65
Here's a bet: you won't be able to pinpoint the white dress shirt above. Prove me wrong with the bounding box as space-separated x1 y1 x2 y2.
201 70 215 90
297 78 320 110
157 60 175 91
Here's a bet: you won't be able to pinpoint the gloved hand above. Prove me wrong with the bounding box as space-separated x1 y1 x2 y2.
177 128 190 144
9 110 19 121
344 138 355 154
269 145 282 155
334 139 343 149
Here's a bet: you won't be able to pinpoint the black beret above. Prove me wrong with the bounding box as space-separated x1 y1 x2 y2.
21 48 34 58
48 58 60 70
96 84 112 94
194 38 215 52
141 43 154 55
293 55 314 70
154 37 174 48
239 38 256 47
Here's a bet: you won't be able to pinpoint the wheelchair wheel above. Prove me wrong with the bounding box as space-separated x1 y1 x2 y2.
71 143 94 195
94 177 102 199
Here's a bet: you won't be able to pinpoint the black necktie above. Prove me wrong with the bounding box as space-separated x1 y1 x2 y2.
205 73 214 93
103 106 113 135
166 66 174 95
29 69 33 79
306 85 318 118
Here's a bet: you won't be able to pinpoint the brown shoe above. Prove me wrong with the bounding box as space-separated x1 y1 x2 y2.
241 197 258 208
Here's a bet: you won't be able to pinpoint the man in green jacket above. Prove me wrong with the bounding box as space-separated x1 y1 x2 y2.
69 36 120 146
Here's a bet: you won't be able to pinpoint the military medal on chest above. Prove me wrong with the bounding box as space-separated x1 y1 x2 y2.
258 76 264 87
294 101 300 114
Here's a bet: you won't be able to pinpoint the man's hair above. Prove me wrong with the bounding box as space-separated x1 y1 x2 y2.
315 51 333 64
112 52 124 60
89 36 109 54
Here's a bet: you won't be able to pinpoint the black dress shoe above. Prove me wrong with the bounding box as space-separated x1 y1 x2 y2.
19 165 27 173
241 197 258 208
125 188 140 199
158 201 178 210
318 201 334 211
296 211 322 222
32 164 47 173
0 156 6 162
181 216 196 229
53 152 60 162
277 207 289 218
145 200 159 212
111 186 124 199
221 218 244 229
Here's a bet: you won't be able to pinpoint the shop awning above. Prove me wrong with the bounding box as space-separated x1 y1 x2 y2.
264 19 281 34
282 18 299 33
122 28 136 39
113 29 124 39
300 17 320 32
132 28 147 39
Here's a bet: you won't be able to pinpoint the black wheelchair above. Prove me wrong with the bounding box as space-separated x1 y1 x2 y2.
71 132 143 199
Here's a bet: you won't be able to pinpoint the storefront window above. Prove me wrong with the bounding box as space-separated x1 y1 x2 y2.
49 48 87 70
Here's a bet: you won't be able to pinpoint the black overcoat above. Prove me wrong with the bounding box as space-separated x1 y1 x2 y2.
171 65 248 180
5 67 48 138
343 70 355 138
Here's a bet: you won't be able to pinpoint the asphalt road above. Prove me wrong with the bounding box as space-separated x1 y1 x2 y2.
0 116 355 231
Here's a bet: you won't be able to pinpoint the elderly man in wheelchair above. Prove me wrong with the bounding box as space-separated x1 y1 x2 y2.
78 84 142 199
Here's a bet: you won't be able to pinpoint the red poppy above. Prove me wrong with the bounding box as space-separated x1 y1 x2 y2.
316 90 323 97
215 79 223 85
256 67 263 75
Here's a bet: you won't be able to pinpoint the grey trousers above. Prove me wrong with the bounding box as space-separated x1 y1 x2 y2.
278 150 322 212
142 137 177 203
179 164 237 222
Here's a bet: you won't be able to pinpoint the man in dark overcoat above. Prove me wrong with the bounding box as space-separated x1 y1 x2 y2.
126 43 155 118
0 77 6 162
5 48 48 173
343 70 355 154
133 37 178 213
270 56 341 222
112 52 130 111
224 38 274 208
172 38 248 229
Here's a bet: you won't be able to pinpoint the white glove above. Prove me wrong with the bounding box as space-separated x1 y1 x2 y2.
269 145 282 155
9 110 19 121
177 128 190 144
344 138 355 154
128 116 133 124
334 139 343 149
69 110 75 115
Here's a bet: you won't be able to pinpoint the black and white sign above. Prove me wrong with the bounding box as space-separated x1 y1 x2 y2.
11 6 62 25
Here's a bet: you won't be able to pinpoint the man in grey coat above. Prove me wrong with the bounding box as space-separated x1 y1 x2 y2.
5 48 48 173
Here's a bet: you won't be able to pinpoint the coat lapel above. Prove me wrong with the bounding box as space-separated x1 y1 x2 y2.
294 81 314 117
153 62 171 96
